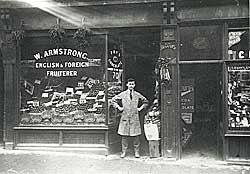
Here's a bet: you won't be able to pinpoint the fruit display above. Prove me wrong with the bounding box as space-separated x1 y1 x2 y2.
95 113 106 123
29 113 43 124
20 113 31 124
84 113 96 123
87 82 105 98
144 99 161 130
62 115 74 124
19 79 110 126
51 115 63 124
107 85 122 99
41 110 54 119
55 104 78 114
74 110 85 120
29 105 46 113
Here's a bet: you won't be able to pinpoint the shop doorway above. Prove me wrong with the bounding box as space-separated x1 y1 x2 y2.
180 64 223 159
119 27 160 156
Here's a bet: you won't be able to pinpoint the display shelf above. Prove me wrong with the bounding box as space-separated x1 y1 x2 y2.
14 125 108 130
225 133 250 137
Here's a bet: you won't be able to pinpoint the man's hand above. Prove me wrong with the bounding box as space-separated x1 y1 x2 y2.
117 106 124 112
137 107 143 112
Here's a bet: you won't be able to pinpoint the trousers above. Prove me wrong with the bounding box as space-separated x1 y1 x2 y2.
121 136 140 153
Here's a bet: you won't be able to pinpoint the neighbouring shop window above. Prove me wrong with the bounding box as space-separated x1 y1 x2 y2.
180 25 222 61
228 29 249 60
19 34 107 126
228 63 250 130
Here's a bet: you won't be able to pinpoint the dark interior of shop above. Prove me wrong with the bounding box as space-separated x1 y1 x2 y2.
180 64 222 158
111 27 161 155
112 27 160 102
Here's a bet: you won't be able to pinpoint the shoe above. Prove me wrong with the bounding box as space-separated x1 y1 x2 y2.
120 152 126 158
135 152 140 158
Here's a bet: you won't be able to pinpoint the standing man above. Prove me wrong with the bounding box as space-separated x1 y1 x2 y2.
112 78 148 158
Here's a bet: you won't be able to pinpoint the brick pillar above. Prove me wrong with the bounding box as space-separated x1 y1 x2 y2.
1 31 18 150
160 0 180 159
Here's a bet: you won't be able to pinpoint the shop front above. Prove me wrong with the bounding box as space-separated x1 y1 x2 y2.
176 0 249 162
0 0 249 162
0 1 163 156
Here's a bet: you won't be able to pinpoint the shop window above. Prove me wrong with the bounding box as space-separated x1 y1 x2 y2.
228 63 250 130
228 29 249 60
180 25 222 61
19 34 108 126
107 44 123 125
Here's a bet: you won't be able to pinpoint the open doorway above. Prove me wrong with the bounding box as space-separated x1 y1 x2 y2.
180 64 222 159
117 27 160 156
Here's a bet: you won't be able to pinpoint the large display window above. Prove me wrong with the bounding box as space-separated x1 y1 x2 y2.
19 33 120 126
227 63 250 130
227 28 250 130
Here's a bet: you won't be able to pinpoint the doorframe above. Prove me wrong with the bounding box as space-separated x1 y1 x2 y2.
0 55 3 145
176 23 226 160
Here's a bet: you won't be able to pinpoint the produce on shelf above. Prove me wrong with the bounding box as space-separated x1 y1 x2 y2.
144 99 161 130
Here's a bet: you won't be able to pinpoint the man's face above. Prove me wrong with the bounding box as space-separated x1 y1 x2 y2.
126 81 135 90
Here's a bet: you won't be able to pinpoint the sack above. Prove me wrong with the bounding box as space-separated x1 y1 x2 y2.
144 123 160 141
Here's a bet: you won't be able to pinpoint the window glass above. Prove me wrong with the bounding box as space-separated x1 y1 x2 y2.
228 63 250 130
228 29 249 60
180 25 222 61
19 34 107 126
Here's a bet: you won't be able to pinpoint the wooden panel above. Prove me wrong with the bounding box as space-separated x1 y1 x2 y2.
228 137 250 159
108 131 120 144
3 60 16 144
18 131 59 144
13 3 162 30
177 5 249 21
161 85 177 158
0 0 162 8
63 132 105 144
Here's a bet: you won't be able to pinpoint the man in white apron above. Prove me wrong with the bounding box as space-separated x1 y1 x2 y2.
112 78 148 158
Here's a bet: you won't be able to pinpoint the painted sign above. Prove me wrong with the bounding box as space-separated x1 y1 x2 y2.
228 63 250 72
107 49 123 82
33 48 101 77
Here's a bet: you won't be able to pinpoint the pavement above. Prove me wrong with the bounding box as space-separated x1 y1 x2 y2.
0 148 250 174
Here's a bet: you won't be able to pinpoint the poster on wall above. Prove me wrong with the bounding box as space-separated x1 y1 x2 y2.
228 29 249 60
181 79 194 124
181 79 194 148
107 47 123 125
107 48 123 83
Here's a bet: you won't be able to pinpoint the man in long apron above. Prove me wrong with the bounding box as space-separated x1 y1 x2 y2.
112 78 148 158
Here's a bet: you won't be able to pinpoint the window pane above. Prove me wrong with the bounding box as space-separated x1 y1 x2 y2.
228 30 249 60
20 34 107 126
228 63 250 130
180 25 222 61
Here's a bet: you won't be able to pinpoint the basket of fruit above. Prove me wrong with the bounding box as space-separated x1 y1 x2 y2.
29 113 42 124
62 114 74 124
51 114 63 124
84 113 96 123
95 113 105 123
20 113 31 124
